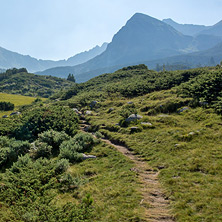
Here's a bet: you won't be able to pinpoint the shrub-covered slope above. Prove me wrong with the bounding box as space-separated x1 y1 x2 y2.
0 68 75 98
56 64 222 221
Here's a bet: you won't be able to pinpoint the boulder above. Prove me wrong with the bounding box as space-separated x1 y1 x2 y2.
125 114 143 122
2 115 8 118
82 154 97 160
85 110 92 115
130 127 140 133
90 101 98 108
178 107 189 113
108 107 114 113
10 112 21 116
141 122 152 126
127 101 133 104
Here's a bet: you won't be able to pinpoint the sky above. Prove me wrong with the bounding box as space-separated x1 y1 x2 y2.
0 0 222 60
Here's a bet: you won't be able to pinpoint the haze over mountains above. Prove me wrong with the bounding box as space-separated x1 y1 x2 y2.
38 13 222 82
0 43 108 72
1 13 222 82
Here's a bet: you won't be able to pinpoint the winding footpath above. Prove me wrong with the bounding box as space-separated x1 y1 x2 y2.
80 119 174 222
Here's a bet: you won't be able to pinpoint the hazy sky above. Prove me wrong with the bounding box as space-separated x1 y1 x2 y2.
0 0 221 60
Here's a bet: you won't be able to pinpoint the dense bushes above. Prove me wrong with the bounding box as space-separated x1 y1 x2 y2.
0 136 30 168
178 70 222 113
61 65 210 103
13 106 79 141
0 101 14 111
0 155 93 221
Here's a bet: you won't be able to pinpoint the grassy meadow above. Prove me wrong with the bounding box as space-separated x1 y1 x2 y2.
0 93 45 117
77 89 222 221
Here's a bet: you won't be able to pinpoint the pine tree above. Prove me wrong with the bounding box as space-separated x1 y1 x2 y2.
67 74 76 82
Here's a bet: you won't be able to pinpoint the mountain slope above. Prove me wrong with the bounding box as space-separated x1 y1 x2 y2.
0 43 107 72
198 20 222 37
38 13 195 79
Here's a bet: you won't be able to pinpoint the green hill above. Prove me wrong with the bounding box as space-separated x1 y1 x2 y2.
0 68 75 98
0 64 222 221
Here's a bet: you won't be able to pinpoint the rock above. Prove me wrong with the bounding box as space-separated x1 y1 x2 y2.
2 115 8 118
90 101 98 108
125 114 143 122
141 122 152 126
72 108 79 112
127 101 133 104
10 112 21 116
72 108 82 115
82 154 97 160
130 127 141 133
178 107 189 113
188 132 195 136
108 107 114 113
115 123 120 126
158 114 169 117
85 110 92 115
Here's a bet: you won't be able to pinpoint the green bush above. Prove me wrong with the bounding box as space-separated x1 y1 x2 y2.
30 141 52 159
0 136 30 168
0 101 14 111
73 132 95 153
0 155 92 221
38 130 70 154
59 146 83 163
54 158 69 174
13 106 79 141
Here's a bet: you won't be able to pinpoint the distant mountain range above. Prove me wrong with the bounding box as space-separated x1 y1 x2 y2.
0 43 108 72
1 13 222 82
37 13 222 82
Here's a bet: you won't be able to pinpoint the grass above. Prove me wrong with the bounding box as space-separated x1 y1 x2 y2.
81 89 222 221
0 93 46 117
57 141 144 221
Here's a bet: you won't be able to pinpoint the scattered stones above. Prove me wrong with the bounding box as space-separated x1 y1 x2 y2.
82 154 97 160
90 101 98 108
141 122 152 126
158 114 169 117
127 101 134 104
130 127 141 133
126 114 143 122
72 108 82 115
10 112 21 116
85 110 92 115
178 107 189 113
108 107 114 113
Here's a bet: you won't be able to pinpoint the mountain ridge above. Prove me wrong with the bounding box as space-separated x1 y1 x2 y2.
0 43 108 72
37 13 222 82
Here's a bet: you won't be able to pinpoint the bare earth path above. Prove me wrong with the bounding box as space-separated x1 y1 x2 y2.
80 120 174 222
